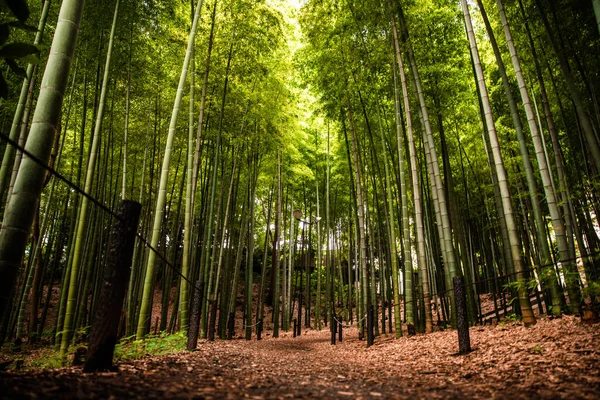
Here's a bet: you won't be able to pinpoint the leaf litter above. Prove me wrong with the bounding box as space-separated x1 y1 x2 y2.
0 315 598 399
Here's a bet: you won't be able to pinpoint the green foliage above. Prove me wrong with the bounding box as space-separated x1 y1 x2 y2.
582 280 600 299
3 0 29 23
114 331 187 361
503 276 538 293
530 344 544 355
28 351 65 370
504 313 519 322
0 331 186 371
0 0 39 97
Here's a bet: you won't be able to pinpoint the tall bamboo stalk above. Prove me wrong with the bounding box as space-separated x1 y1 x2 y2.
136 0 205 339
60 0 121 357
0 0 52 200
460 0 535 326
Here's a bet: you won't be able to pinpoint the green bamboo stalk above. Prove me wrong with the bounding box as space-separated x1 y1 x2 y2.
272 153 282 337
136 0 205 339
0 0 84 327
60 0 120 357
179 26 195 334
0 0 52 200
460 0 535 326
496 0 577 314
477 0 561 315
315 152 322 331
346 97 370 338
245 161 257 340
394 2 458 326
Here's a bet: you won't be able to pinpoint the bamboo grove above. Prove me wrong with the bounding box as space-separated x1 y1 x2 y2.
0 0 599 358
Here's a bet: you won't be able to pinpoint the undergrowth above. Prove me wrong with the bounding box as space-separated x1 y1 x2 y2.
114 331 187 361
1 331 187 371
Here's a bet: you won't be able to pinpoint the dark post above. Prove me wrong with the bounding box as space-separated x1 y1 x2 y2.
297 292 302 336
338 317 343 342
381 302 386 334
208 299 217 341
293 318 297 338
453 276 471 354
330 313 336 345
367 304 374 347
84 200 141 373
227 312 235 340
257 317 263 340
187 280 204 350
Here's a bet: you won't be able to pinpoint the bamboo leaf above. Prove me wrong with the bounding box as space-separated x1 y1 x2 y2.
0 72 7 98
4 0 30 23
0 24 9 46
6 59 25 77
0 42 39 59
8 21 38 32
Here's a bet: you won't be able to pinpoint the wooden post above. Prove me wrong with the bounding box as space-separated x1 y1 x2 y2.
297 293 303 337
453 276 471 354
330 313 336 345
367 304 374 347
257 317 263 340
338 317 343 342
227 312 235 340
84 200 141 372
208 299 217 341
293 318 297 338
186 280 204 350
381 302 386 334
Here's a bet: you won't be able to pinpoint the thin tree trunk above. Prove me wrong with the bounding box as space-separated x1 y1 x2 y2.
346 97 371 344
60 0 120 357
477 0 561 315
191 0 218 206
395 2 458 325
122 24 132 200
496 0 579 314
389 3 432 333
388 65 403 337
272 153 282 337
460 0 535 325
533 0 600 173
136 0 205 339
246 159 258 340
0 0 52 200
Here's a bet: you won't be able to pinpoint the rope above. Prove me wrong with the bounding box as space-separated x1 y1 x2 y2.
332 315 356 328
0 130 202 293
243 319 263 328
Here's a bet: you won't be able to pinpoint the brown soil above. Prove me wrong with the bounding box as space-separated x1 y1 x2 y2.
1 315 599 399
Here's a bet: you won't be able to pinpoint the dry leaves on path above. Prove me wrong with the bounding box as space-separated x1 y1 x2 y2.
1 315 598 399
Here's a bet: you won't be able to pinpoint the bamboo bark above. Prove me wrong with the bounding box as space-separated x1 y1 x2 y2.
136 0 205 339
496 0 579 314
460 0 535 326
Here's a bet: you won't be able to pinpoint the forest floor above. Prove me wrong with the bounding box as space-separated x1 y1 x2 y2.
1 315 599 399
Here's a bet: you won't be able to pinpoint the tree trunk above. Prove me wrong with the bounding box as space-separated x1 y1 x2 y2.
0 0 84 336
460 0 535 325
136 0 205 340
395 2 458 326
496 0 579 314
272 153 282 337
346 97 371 344
0 0 51 200
389 2 433 333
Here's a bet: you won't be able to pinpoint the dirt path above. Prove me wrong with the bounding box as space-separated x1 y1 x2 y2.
1 316 599 399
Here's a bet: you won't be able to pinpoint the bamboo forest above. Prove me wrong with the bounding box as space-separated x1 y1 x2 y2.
0 0 599 398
